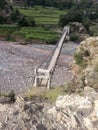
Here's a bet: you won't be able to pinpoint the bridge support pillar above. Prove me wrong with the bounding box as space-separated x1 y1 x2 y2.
33 68 51 89
47 74 51 89
33 68 37 87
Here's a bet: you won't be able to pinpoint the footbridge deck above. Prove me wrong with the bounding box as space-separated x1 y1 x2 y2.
34 26 70 89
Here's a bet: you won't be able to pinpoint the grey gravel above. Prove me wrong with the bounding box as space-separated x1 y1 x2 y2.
0 41 79 94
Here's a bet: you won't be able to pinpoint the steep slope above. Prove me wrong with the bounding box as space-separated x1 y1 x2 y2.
71 36 98 92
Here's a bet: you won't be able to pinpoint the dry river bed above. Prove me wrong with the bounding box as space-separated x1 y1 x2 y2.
0 41 79 94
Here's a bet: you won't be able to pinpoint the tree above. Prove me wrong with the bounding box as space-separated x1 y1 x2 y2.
18 16 35 27
59 9 83 26
0 0 7 9
0 15 6 24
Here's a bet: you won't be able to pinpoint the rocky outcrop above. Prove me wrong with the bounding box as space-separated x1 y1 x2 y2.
71 36 98 92
0 96 45 130
69 22 87 34
69 22 89 41
0 86 98 130
45 87 98 130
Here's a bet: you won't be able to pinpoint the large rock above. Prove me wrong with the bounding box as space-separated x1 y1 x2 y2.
69 22 87 34
55 94 92 109
69 22 89 41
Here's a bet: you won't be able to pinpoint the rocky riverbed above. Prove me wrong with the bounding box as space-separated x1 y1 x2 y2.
0 41 78 94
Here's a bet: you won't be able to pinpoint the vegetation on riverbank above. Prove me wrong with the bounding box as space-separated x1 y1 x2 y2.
0 4 63 44
13 27 60 44
0 25 60 44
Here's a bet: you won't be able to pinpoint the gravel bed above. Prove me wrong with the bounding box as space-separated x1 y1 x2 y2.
0 41 79 94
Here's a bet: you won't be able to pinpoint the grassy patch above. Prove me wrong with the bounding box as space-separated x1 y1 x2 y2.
90 25 98 36
74 47 90 68
94 59 98 72
26 86 65 102
0 90 16 103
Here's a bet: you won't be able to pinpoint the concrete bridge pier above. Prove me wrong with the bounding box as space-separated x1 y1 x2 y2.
33 68 51 89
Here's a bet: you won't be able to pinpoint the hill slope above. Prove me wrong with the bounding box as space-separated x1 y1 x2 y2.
70 36 98 92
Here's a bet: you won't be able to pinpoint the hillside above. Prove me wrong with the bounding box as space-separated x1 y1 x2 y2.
0 37 98 130
70 37 98 92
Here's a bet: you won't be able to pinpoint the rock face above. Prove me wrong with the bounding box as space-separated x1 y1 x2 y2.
0 96 45 130
69 22 89 41
71 36 98 92
45 88 98 130
69 22 87 34
0 87 98 130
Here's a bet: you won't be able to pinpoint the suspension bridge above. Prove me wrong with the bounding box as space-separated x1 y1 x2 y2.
33 26 70 89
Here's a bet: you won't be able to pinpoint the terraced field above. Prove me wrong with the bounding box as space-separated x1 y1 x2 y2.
0 25 60 44
13 27 60 44
18 6 66 26
0 6 66 43
0 25 18 40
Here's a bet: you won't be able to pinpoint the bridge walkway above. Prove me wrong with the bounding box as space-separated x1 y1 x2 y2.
34 26 70 89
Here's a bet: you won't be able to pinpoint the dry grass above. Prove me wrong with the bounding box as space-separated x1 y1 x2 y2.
25 86 65 102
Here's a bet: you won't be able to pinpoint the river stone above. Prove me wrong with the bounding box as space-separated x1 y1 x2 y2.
83 118 94 130
0 104 7 112
47 106 57 118
94 100 98 117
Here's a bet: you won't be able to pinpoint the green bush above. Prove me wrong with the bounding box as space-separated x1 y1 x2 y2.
18 16 35 27
7 90 16 103
0 0 7 9
70 33 78 41
74 48 90 68
58 9 83 27
82 17 91 31
0 15 6 24
89 25 98 36
11 9 21 22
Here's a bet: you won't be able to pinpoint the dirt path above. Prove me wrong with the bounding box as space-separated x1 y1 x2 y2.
0 41 78 94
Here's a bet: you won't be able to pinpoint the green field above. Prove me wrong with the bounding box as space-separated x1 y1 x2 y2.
18 6 66 26
13 27 60 44
0 25 60 44
0 6 65 43
0 25 19 40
